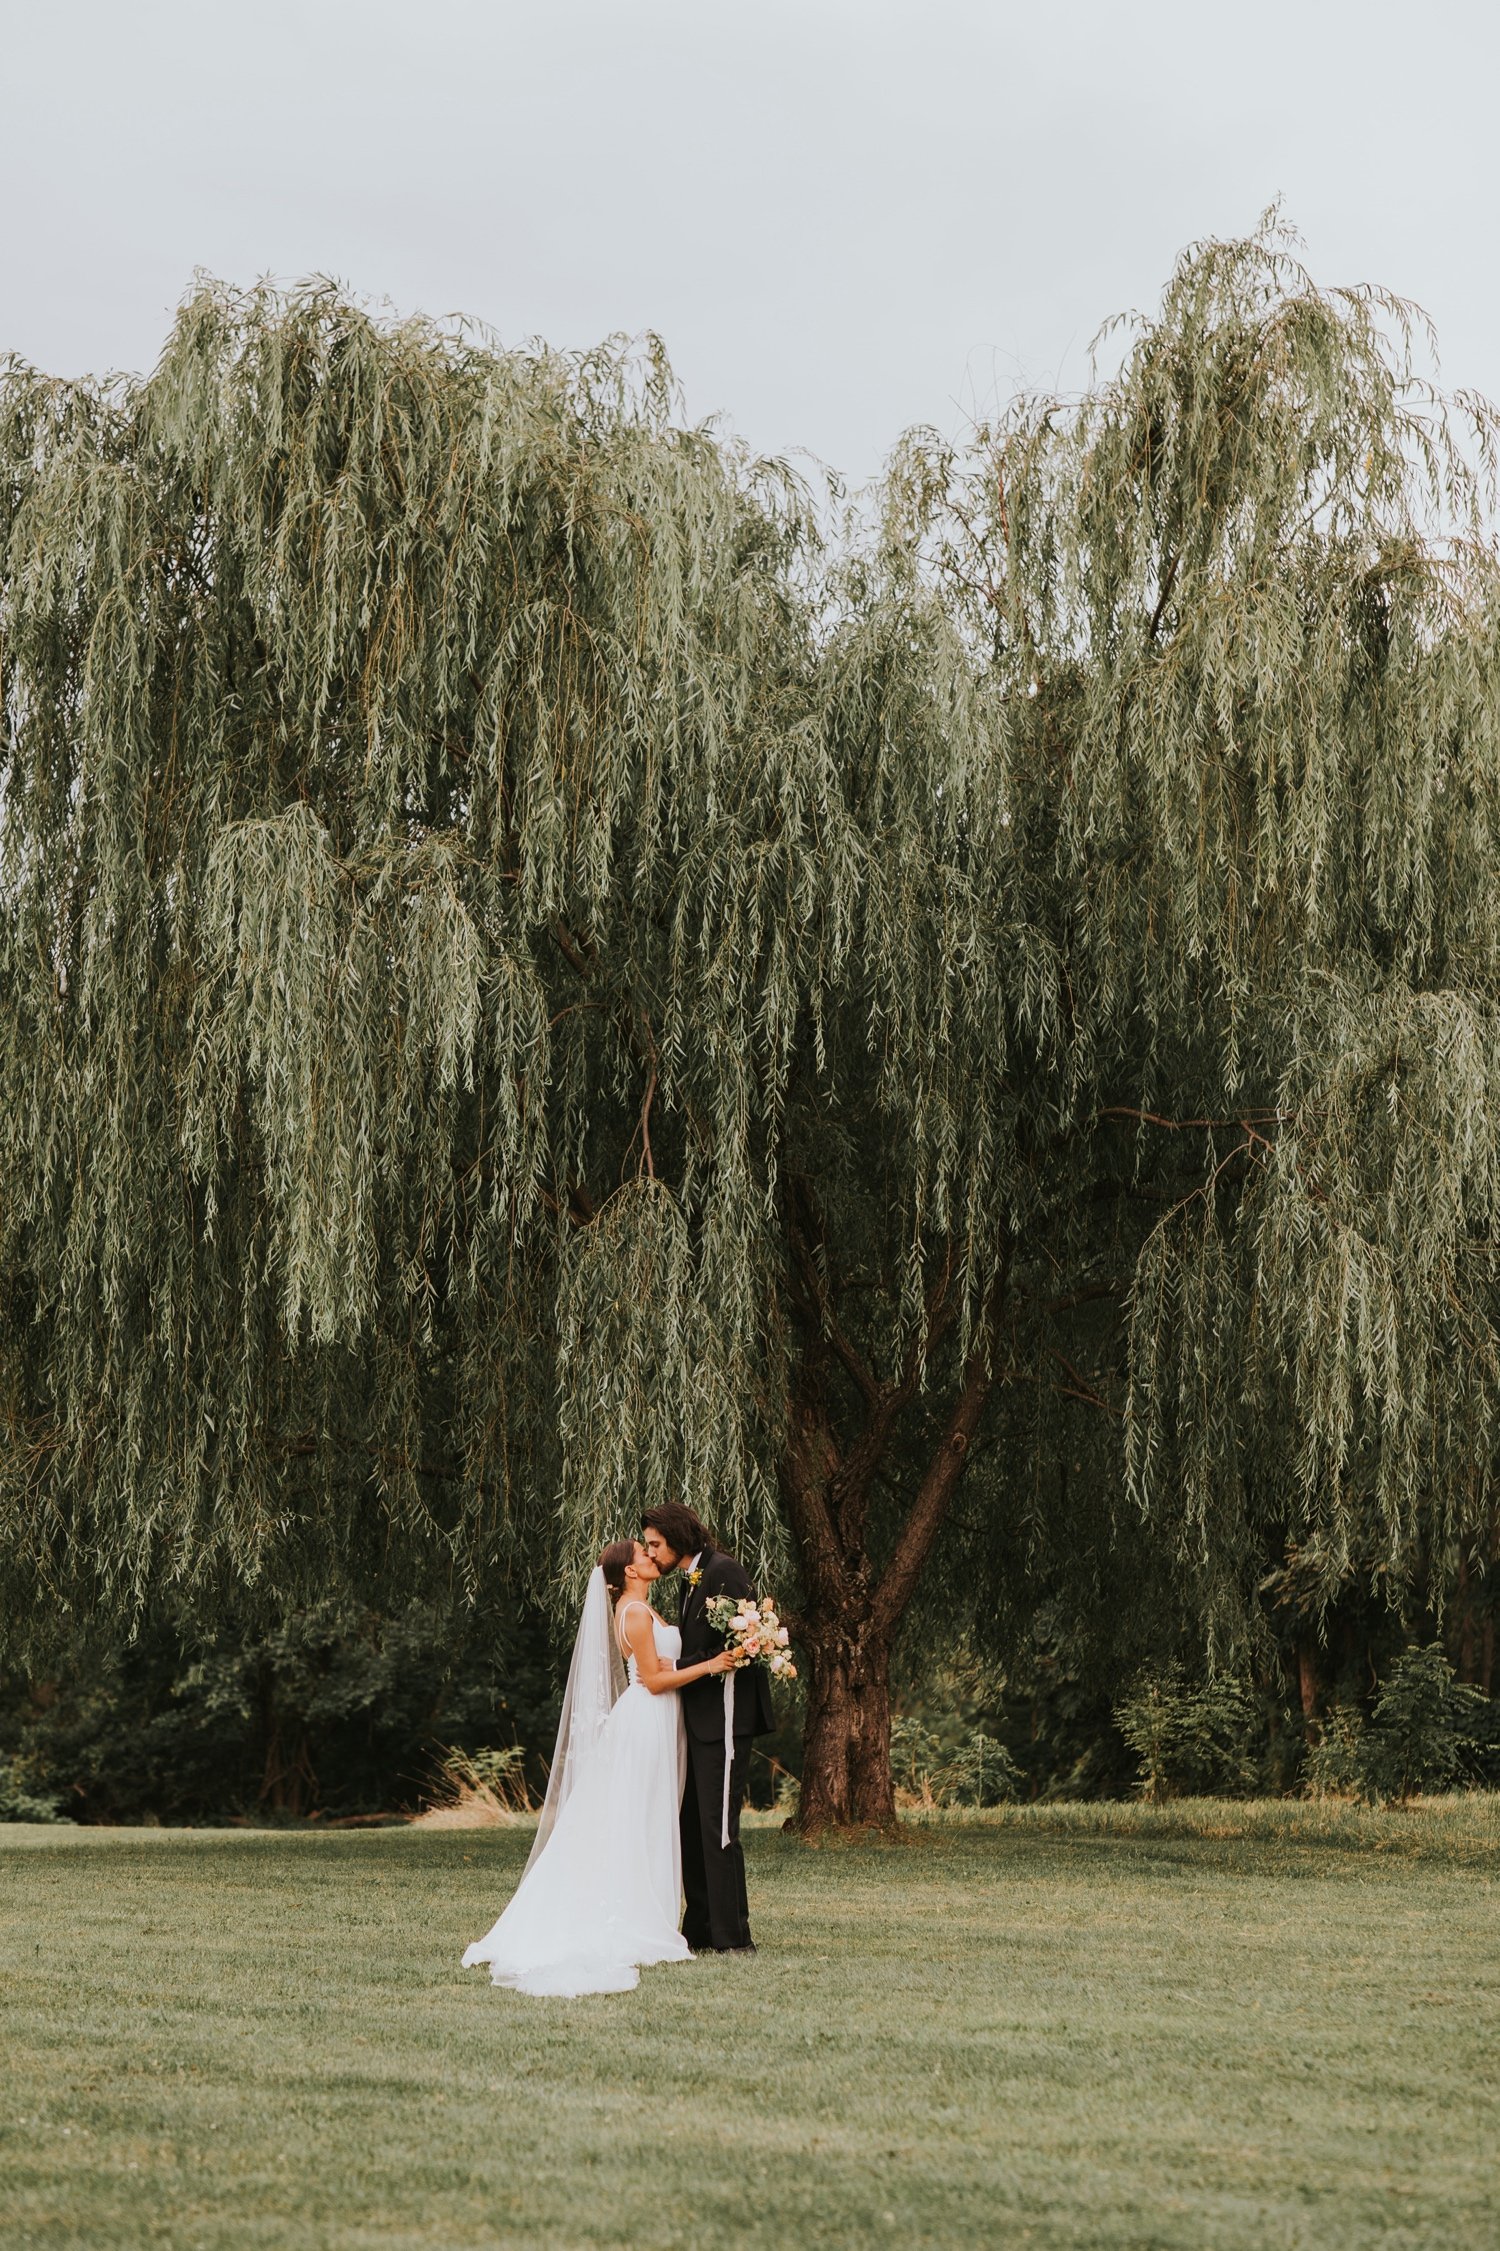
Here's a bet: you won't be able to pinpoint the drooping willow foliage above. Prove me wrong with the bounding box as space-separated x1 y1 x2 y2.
0 272 1015 1658
4 221 1500 1815
894 217 1500 1655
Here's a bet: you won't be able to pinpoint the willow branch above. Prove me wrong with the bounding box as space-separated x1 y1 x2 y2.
787 1187 882 1410
1046 1348 1120 1418
638 1066 657 1181
871 1349 994 1639
1147 547 1182 641
1099 1105 1294 1132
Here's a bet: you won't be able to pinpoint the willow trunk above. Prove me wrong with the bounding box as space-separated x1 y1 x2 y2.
785 1347 994 1831
797 1615 897 1830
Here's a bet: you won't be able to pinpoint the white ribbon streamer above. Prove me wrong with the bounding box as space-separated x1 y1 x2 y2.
721 1673 735 1848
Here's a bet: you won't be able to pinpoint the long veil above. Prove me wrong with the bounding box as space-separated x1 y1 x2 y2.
524 1566 627 1874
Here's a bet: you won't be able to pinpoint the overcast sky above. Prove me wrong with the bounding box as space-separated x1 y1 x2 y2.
3 0 1497 487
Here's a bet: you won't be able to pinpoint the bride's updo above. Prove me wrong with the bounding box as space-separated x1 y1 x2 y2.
598 1540 637 1606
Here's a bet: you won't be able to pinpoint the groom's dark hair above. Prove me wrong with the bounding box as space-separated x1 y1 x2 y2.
641 1502 713 1558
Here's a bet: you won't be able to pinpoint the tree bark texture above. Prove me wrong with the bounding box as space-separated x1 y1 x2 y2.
798 1622 896 1830
781 1309 995 1832
1295 1640 1322 1727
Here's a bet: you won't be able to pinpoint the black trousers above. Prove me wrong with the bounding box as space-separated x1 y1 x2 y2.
680 1729 752 1951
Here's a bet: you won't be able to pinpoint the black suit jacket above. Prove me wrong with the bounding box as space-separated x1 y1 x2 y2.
676 1548 777 1743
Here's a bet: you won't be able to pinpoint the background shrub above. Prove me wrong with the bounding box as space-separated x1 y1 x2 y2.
1113 1668 1261 1802
0 1594 557 1825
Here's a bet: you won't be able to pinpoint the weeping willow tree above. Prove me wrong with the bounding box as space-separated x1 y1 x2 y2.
0 273 1017 1829
884 214 1500 1732
0 289 794 1605
5 221 1500 1832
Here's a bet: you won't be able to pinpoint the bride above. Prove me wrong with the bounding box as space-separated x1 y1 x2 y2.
461 1539 737 1997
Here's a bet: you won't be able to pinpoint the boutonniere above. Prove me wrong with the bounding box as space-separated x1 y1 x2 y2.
686 1569 703 1587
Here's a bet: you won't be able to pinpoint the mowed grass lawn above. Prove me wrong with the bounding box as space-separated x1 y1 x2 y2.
3 1801 1498 2251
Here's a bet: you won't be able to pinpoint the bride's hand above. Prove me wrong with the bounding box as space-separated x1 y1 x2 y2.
708 1651 739 1674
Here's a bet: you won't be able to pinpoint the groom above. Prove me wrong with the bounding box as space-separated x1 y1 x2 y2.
641 1501 775 1954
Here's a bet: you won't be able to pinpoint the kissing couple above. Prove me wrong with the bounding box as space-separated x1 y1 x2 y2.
462 1503 776 1997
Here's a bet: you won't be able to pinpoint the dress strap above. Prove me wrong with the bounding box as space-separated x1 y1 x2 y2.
616 1598 652 1656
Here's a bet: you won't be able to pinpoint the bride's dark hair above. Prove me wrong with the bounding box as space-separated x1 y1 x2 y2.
598 1540 637 1605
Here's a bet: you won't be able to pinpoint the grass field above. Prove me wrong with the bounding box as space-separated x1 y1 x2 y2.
3 1799 1498 2250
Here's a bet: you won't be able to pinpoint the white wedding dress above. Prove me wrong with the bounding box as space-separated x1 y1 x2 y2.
461 1586 690 1997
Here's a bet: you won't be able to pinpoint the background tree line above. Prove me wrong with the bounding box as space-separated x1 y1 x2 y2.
4 217 1500 1827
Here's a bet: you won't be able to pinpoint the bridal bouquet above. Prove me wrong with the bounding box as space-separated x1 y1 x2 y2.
705 1595 797 1681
